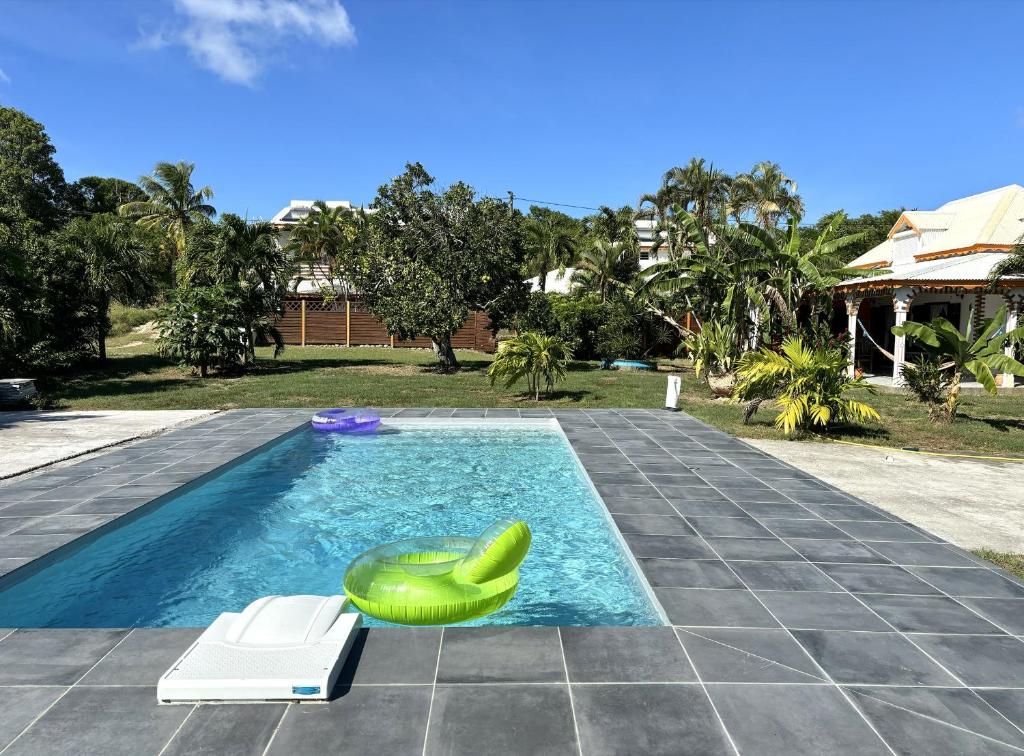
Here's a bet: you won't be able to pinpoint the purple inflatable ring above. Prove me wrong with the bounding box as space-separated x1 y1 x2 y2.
311 408 382 433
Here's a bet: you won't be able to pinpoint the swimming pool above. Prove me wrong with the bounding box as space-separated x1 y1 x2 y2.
0 420 663 628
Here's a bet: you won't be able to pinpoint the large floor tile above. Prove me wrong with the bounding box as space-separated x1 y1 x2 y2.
436 627 564 683
677 628 824 683
560 627 694 682
729 561 837 591
0 629 129 685
784 538 889 564
612 513 694 536
338 627 442 685
688 516 773 538
0 687 66 749
818 564 941 595
867 541 978 567
164 703 286 756
756 591 891 631
79 628 202 685
766 519 850 539
3 687 191 756
792 630 959 685
859 595 1005 634
637 558 742 588
910 634 1024 687
424 684 577 756
979 689 1024 731
270 686 431 756
572 683 730 756
848 686 1024 754
833 521 934 543
654 588 780 628
623 534 716 559
705 536 802 561
708 683 890 755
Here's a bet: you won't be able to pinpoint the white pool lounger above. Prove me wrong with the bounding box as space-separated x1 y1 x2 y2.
158 595 361 702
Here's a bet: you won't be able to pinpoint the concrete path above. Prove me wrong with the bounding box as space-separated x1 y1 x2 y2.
0 410 216 478
747 438 1024 552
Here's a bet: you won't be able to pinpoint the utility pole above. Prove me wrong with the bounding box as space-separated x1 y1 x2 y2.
507 191 514 213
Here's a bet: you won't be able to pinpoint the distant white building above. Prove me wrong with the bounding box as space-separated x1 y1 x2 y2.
270 200 360 294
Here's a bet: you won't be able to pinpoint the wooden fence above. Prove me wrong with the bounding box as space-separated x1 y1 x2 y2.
275 295 497 352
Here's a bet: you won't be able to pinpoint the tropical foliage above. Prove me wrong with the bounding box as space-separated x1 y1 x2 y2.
158 286 245 378
734 337 880 433
892 305 1024 421
487 331 573 400
684 321 739 382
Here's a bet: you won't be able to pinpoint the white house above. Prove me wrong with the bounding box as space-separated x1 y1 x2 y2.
836 184 1024 387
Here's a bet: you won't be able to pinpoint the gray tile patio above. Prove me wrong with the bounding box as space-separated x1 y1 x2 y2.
0 407 1022 753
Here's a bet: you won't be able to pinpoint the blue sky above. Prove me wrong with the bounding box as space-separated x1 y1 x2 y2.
0 0 1021 222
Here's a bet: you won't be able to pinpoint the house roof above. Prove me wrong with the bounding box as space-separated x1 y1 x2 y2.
848 185 1024 269
271 200 357 226
837 250 1023 291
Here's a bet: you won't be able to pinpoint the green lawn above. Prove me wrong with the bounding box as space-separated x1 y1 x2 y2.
973 550 1024 581
32 336 1024 457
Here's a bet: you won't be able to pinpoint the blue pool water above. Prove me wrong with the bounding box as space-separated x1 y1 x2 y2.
0 421 663 628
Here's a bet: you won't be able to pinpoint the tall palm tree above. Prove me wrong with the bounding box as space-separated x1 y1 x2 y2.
62 214 152 361
662 158 732 228
731 161 804 229
987 234 1024 286
285 200 363 299
119 161 215 263
525 216 577 291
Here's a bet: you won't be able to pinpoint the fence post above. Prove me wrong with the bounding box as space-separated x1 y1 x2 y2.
345 300 351 347
300 299 306 346
390 334 395 348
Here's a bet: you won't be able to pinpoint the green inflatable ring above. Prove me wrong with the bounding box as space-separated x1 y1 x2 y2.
343 519 532 625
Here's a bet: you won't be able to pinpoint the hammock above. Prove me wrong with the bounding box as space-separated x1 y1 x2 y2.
856 318 895 363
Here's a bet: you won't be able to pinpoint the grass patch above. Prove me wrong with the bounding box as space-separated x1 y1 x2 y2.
972 549 1024 581
31 338 1024 456
108 302 160 338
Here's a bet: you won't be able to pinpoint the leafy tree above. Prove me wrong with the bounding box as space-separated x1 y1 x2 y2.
734 337 880 433
800 208 904 263
179 214 291 364
70 176 147 216
0 106 69 230
660 158 732 228
120 161 215 266
59 214 153 360
353 163 528 372
158 285 244 377
488 332 572 400
731 161 804 229
892 305 1024 421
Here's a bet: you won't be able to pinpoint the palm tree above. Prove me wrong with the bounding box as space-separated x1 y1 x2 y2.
525 216 577 290
662 158 732 228
488 332 573 400
573 239 630 302
285 200 363 299
987 234 1024 286
62 214 152 361
734 336 880 433
119 161 215 264
180 214 292 364
731 161 804 229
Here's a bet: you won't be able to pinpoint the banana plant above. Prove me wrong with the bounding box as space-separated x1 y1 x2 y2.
893 305 1024 420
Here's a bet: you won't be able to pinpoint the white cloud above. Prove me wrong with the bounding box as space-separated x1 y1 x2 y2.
0 69 9 84
139 0 356 86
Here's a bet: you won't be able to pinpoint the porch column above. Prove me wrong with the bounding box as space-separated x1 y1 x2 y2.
891 287 914 388
1003 291 1023 390
845 295 862 378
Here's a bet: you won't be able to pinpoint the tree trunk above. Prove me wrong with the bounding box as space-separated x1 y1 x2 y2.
431 336 459 373
97 291 110 362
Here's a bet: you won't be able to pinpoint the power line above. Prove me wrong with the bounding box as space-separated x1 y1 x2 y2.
510 195 600 212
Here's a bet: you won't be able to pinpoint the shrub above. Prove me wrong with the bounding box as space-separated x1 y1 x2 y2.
901 356 951 419
487 331 573 400
158 286 244 377
682 321 739 382
734 337 880 433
